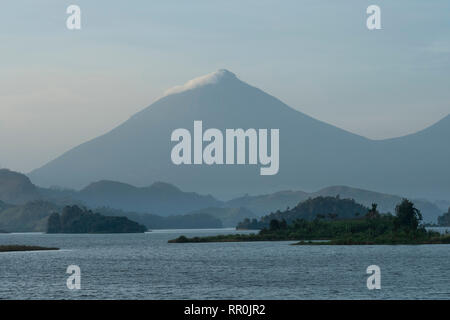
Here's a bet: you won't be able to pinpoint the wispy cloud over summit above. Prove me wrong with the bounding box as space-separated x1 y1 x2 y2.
163 69 236 96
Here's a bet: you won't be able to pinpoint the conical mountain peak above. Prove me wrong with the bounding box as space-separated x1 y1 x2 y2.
28 70 450 200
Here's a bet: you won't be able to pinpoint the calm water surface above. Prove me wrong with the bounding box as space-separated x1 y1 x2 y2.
1 228 449 300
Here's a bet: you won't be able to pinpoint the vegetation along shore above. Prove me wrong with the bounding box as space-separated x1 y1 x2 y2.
169 197 450 245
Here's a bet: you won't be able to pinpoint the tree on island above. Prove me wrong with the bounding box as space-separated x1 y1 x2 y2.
366 203 380 219
394 199 423 231
269 219 287 231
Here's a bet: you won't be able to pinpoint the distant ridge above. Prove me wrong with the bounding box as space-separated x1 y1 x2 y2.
77 180 221 215
0 169 444 223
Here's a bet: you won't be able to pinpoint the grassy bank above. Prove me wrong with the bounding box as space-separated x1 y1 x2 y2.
0 245 59 252
168 231 450 245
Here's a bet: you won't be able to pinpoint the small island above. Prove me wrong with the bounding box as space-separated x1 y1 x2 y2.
169 198 450 245
47 205 147 234
0 245 59 252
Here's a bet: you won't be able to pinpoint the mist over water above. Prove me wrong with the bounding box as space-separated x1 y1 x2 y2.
1 229 449 300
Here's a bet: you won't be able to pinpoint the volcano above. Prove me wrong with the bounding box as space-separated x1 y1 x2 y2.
29 70 450 199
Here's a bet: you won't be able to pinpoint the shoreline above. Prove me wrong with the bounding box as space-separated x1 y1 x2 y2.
293 238 450 245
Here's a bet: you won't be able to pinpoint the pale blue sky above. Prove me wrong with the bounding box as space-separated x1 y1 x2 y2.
1 0 449 172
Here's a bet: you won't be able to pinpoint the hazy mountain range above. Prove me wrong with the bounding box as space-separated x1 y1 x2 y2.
0 169 445 224
27 69 450 200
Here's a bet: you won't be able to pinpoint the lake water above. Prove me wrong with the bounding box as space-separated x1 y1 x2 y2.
0 228 449 300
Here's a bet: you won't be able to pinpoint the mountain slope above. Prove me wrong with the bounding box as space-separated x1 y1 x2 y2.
0 169 41 205
368 114 450 199
0 201 59 232
28 70 450 199
77 180 222 215
0 200 13 212
95 207 223 229
186 207 256 228
226 190 310 216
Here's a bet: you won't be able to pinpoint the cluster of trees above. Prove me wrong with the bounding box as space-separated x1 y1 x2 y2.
47 205 147 233
265 199 422 231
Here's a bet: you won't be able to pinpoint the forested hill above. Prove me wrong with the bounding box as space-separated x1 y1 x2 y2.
47 205 147 234
238 196 370 229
